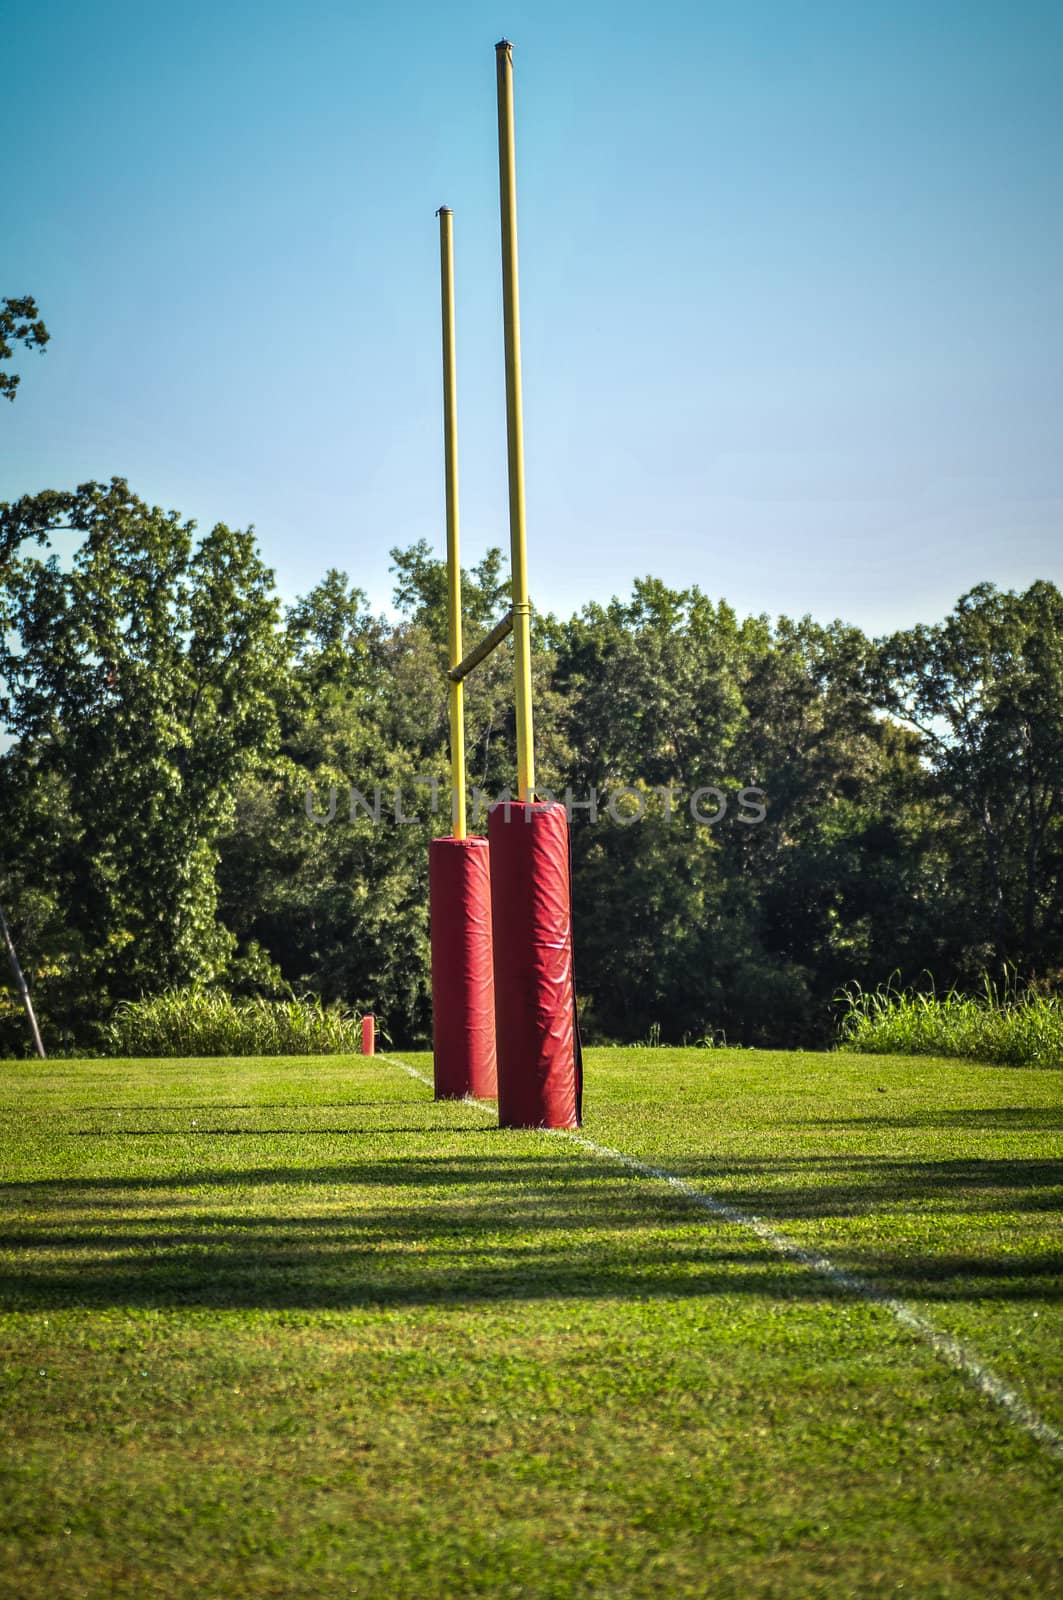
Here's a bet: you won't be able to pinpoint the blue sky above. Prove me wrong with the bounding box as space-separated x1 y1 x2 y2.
4 0 1061 634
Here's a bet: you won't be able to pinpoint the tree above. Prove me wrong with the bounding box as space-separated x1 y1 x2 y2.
552 580 754 1042
0 296 49 403
216 549 528 1044
874 582 1063 974
4 486 1058 1051
731 615 941 1023
0 902 46 1057
0 479 285 1025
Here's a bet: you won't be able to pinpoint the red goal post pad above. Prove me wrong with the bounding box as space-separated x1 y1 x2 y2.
488 800 582 1130
429 835 498 1100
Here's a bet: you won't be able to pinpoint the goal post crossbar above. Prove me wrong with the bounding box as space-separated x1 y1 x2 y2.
448 609 515 684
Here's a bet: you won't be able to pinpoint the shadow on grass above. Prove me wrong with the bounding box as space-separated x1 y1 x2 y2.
666 1155 1063 1218
797 1107 1063 1133
60 1101 433 1114
68 1126 469 1138
0 1148 1060 1312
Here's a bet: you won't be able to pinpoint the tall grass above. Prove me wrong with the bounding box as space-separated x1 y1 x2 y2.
104 989 366 1058
836 972 1063 1068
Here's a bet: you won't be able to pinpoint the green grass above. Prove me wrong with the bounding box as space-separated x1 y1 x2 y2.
102 989 365 1058
836 974 1063 1067
0 1047 1061 1599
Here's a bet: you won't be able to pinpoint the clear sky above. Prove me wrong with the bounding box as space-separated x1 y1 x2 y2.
4 0 1061 634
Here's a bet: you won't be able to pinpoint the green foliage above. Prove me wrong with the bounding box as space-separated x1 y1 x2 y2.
556 596 930 1046
0 987 27 1058
873 582 1063 971
104 988 365 1057
0 479 285 1030
0 295 49 403
213 547 520 1047
836 971 1063 1067
2 472 1062 1051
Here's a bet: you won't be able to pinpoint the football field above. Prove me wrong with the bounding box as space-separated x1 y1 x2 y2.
0 1047 1060 1598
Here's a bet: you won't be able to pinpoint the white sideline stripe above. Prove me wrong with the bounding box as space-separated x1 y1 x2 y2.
378 1054 1063 1462
380 1054 437 1090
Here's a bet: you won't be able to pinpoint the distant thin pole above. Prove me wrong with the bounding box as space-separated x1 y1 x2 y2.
495 38 535 802
0 903 46 1059
437 205 467 838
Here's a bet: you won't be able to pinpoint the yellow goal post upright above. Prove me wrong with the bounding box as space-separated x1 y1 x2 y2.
494 37 535 803
428 203 498 1101
436 204 467 839
486 39 582 1130
431 44 538 811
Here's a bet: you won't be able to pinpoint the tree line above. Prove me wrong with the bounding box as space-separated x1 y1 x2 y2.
1 478 1061 1054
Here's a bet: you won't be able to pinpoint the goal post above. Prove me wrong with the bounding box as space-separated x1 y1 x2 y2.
427 41 582 1130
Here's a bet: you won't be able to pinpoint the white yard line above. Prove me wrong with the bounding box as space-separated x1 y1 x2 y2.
378 1053 1063 1462
380 1054 437 1091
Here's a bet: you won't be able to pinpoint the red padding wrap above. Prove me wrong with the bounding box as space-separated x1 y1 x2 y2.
488 801 581 1129
429 835 497 1100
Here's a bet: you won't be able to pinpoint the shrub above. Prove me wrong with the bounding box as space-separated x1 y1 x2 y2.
104 989 365 1057
835 971 1063 1068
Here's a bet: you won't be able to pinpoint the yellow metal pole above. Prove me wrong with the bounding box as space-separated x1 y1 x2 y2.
495 38 535 803
437 205 467 839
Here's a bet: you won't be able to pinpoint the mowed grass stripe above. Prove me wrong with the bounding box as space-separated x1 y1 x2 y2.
383 1052 1063 1461
563 1046 1063 1438
557 1129 1063 1461
0 1050 1060 1599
